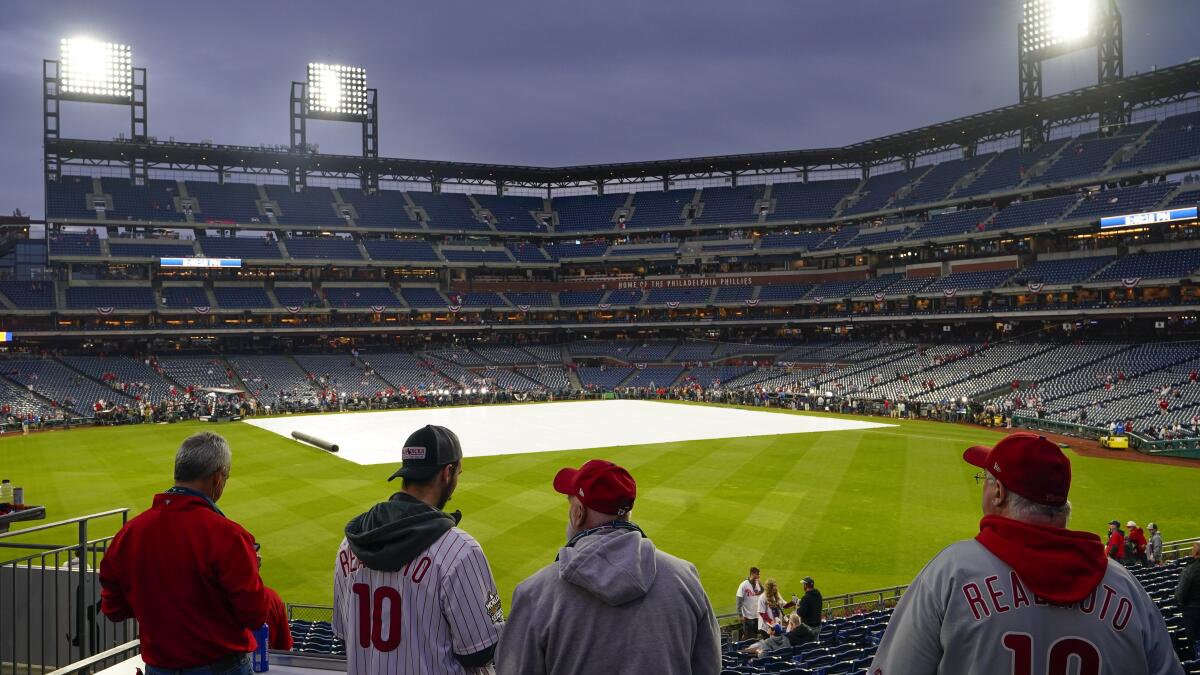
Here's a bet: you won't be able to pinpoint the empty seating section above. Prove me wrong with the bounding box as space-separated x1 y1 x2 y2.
323 287 402 308
108 239 196 258
400 287 447 308
186 182 263 224
552 193 626 232
1035 135 1131 184
274 286 322 307
0 281 55 309
46 177 97 220
683 366 754 385
213 287 272 308
283 237 363 260
622 366 683 388
506 243 550 263
893 155 991 207
767 179 856 221
441 248 513 264
1092 249 1200 281
714 285 754 302
263 185 342 226
100 178 186 221
473 347 536 364
908 208 994 239
427 349 489 367
559 290 604 307
1066 183 1176 221
815 226 860 251
546 241 608 258
157 356 238 390
671 342 718 361
849 227 909 247
758 284 813 302
522 345 564 362
504 292 554 307
160 286 209 308
198 236 283 259
627 341 678 361
1124 112 1200 169
61 356 176 403
882 276 933 295
517 366 570 390
956 143 1062 198
806 280 864 299
460 292 507 307
66 286 155 309
842 169 916 215
577 366 634 389
1010 256 1114 285
988 194 1078 230
482 369 542 391
626 189 692 229
759 231 831 250
363 239 440 262
694 185 765 225
359 353 448 391
851 274 903 297
607 244 678 257
292 355 388 396
699 239 753 253
923 270 1013 293
408 192 487 231
604 289 643 305
3 359 130 414
474 194 545 233
0 376 56 418
48 232 102 256
337 188 414 228
1167 190 1200 209
227 355 320 401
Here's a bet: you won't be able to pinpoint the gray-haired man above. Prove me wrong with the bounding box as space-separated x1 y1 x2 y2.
101 431 278 674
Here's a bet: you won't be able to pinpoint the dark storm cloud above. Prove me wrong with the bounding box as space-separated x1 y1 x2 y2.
0 0 1195 217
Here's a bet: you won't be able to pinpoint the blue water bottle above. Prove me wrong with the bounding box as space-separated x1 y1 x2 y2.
252 623 269 672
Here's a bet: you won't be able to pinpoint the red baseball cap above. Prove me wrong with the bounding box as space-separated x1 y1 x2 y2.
553 459 636 516
963 433 1071 506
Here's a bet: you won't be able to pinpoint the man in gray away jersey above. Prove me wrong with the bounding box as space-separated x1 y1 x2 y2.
870 433 1183 675
333 425 503 675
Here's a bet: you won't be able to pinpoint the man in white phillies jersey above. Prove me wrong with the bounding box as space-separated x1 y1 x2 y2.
870 433 1183 675
333 425 503 674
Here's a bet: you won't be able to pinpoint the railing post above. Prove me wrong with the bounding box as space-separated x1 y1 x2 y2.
76 518 88 661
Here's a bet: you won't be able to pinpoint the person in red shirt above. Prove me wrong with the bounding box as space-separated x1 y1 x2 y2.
1105 520 1126 562
100 431 279 673
1127 520 1148 565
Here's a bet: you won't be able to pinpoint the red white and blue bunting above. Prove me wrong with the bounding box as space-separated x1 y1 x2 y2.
517 304 531 313
194 306 211 314
744 299 760 307
447 304 462 313
1027 282 1044 293
285 306 302 314
813 296 824 305
598 303 611 310
666 301 680 309
370 305 387 313
96 306 114 316
1120 277 1141 288
873 293 885 302
942 288 958 298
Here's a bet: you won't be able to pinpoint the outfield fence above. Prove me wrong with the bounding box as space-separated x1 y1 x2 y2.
0 510 135 675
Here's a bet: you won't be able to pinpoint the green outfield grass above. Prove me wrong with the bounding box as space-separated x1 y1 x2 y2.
2 402 1197 615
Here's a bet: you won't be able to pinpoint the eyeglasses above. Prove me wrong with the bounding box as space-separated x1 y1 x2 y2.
974 472 994 485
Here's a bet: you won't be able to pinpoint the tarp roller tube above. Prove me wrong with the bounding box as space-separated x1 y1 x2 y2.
291 431 339 453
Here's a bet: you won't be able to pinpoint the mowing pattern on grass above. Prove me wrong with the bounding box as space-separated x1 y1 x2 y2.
1 402 1196 613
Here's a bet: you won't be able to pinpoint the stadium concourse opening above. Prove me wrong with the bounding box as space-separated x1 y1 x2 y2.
246 399 895 465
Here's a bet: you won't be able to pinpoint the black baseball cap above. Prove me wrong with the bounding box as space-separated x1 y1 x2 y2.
387 425 463 482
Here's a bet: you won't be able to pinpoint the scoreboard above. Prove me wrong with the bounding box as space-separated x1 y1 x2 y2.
1099 206 1197 230
159 257 242 268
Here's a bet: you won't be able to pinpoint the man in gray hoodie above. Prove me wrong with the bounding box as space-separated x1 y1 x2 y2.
495 459 720 675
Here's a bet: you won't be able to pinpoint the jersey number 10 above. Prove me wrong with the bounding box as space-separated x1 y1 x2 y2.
352 583 402 651
1002 633 1101 675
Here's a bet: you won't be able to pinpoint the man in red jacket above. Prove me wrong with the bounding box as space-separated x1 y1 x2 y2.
1127 520 1149 565
1106 519 1126 562
100 431 280 673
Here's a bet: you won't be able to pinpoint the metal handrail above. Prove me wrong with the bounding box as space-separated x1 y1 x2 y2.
46 640 140 675
0 508 130 542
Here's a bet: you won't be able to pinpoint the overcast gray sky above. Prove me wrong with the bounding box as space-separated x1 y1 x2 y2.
0 0 1195 217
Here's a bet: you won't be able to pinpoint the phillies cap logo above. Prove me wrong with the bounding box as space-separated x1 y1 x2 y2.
403 446 427 460
993 462 1001 473
578 488 585 497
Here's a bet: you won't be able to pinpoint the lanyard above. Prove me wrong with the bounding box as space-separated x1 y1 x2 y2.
564 520 644 549
164 486 225 517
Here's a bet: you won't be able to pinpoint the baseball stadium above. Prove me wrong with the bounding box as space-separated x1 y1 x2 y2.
2 1 1200 673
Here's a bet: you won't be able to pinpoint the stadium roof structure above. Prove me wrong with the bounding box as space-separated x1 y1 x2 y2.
47 60 1200 190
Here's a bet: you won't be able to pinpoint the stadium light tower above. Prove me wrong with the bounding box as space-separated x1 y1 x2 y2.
1018 0 1123 145
290 63 378 190
44 37 148 182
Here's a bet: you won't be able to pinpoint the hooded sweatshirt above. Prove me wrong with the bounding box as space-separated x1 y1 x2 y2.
871 515 1183 675
496 527 720 675
344 492 460 571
